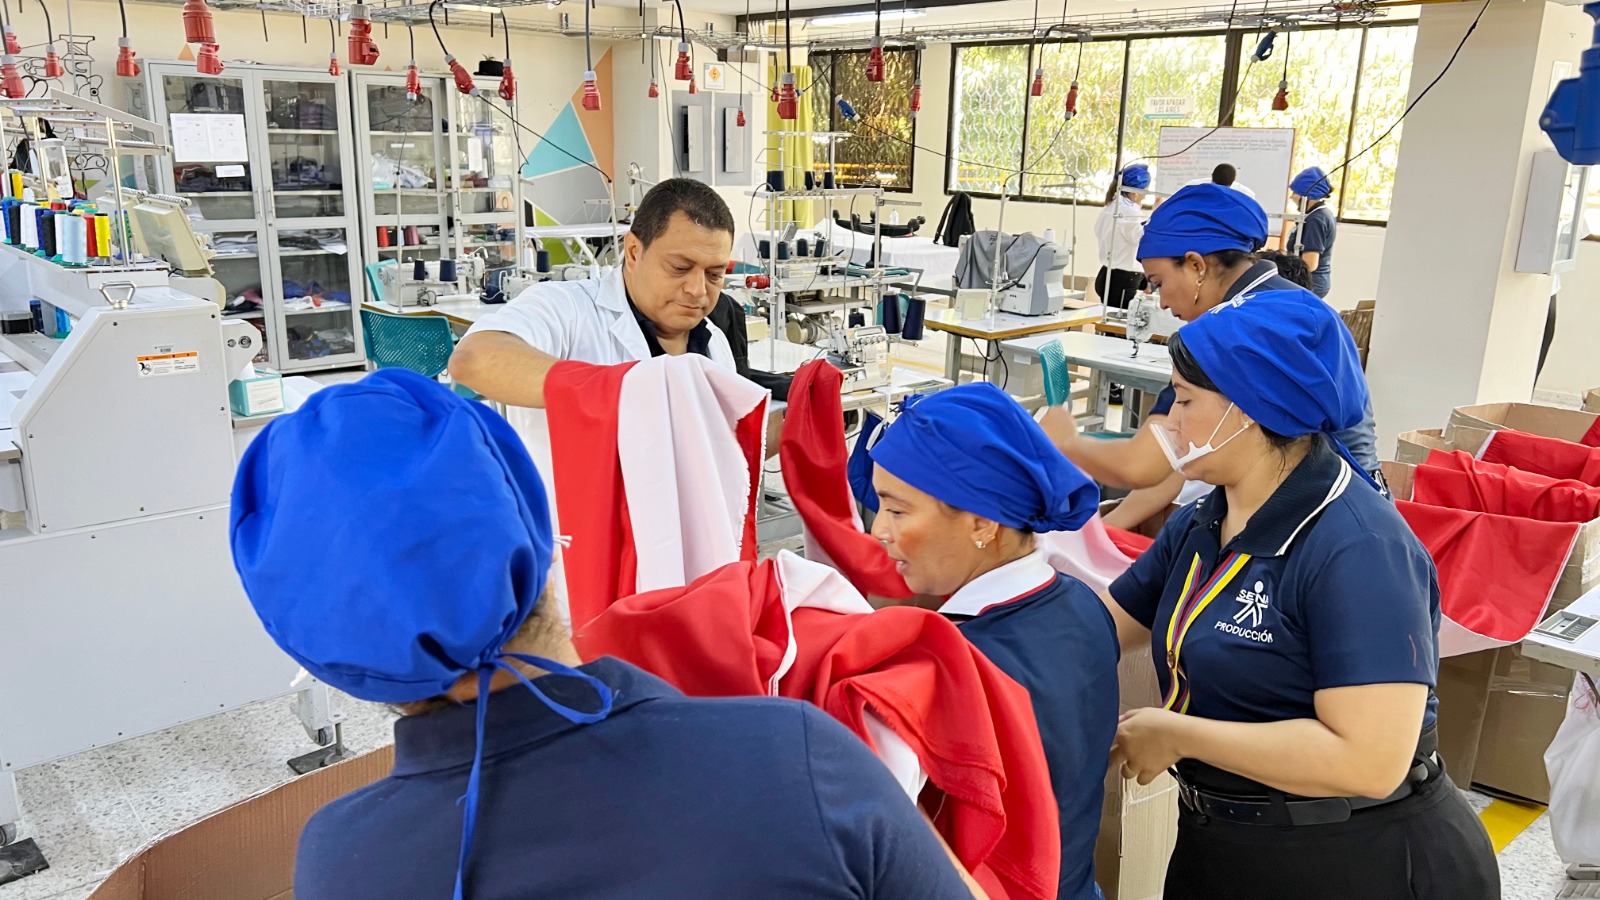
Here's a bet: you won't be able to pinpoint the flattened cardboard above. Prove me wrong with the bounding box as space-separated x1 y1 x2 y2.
1094 647 1178 900
1471 645 1571 804
1448 402 1599 446
88 747 393 900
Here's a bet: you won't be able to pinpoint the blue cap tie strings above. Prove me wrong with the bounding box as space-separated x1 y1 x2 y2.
453 654 615 900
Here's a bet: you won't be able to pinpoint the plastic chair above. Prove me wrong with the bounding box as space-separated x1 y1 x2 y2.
360 308 481 400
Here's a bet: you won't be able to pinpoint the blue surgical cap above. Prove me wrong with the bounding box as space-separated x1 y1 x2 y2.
1137 183 1269 261
1121 164 1152 191
230 368 556 704
1291 167 1333 200
1176 289 1378 489
870 383 1099 533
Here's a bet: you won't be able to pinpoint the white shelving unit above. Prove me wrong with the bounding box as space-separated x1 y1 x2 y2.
135 61 365 372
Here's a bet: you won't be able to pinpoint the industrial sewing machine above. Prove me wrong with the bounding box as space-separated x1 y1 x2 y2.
821 323 891 390
997 240 1069 317
0 93 338 871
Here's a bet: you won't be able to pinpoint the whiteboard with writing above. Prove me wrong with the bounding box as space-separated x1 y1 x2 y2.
1153 126 1295 216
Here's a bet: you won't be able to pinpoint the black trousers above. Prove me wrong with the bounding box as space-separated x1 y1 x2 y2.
1163 769 1500 900
1538 291 1558 382
1095 266 1146 311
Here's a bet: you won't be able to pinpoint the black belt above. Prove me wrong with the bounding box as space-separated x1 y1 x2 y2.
1175 756 1436 827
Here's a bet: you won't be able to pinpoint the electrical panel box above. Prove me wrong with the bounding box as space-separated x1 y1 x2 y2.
680 104 706 174
1516 150 1591 275
723 107 746 174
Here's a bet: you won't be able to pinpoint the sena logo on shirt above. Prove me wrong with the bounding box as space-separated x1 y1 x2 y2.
1214 580 1274 644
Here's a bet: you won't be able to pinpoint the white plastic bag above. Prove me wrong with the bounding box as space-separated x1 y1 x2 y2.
1545 673 1600 865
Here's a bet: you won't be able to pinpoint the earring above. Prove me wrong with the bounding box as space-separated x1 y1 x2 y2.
976 540 987 549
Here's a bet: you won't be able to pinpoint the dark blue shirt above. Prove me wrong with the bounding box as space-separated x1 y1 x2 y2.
628 293 714 359
295 658 970 900
1290 204 1337 277
1148 261 1380 477
1109 438 1439 731
943 557 1120 900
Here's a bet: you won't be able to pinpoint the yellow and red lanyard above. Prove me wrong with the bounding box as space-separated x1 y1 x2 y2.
1161 551 1253 714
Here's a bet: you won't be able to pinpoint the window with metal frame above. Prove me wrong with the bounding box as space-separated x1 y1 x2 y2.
808 48 917 192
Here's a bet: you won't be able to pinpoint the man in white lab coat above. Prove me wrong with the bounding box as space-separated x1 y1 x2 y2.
451 178 738 402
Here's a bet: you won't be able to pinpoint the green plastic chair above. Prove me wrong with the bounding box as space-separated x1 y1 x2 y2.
360 308 480 399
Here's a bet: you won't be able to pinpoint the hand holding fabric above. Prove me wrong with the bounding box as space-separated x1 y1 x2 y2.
1111 707 1186 786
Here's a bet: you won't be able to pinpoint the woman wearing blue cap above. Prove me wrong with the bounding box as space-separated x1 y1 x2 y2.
1288 166 1338 299
868 383 1120 900
1043 183 1381 494
230 369 981 900
1093 164 1151 311
1101 302 1498 899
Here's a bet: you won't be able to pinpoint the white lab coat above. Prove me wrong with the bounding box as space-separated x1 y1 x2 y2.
465 265 737 623
1094 194 1146 272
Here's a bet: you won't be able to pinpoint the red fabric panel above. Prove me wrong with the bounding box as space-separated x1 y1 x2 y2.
1104 525 1155 559
545 360 637 630
736 403 766 561
1415 450 1600 523
1481 429 1600 486
1397 500 1580 644
779 361 913 599
575 561 1061 900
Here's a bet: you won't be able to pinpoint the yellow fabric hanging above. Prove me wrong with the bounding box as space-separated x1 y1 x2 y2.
765 62 817 230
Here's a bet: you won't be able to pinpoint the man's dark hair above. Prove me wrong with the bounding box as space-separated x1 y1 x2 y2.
1256 251 1313 290
631 178 735 247
1211 164 1238 187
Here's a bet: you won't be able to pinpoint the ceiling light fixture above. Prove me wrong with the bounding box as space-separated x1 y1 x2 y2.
808 8 924 28
443 3 503 13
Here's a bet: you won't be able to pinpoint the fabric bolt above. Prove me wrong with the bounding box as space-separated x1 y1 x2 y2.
1396 500 1579 657
1480 428 1600 486
574 555 1063 900
1416 449 1600 523
781 362 913 600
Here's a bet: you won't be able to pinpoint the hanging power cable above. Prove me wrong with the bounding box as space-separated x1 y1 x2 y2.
1272 28 1291 110
430 0 475 94
405 19 422 100
115 0 140 78
672 0 692 80
348 3 379 67
866 0 885 82
37 0 63 78
326 17 340 76
501 11 519 103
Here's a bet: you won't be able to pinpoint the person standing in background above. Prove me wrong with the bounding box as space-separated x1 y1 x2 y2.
1094 164 1151 311
1288 167 1338 300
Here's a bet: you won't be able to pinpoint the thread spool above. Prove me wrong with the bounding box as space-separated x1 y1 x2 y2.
535 249 551 273
901 297 927 341
757 239 772 260
823 171 837 190
376 226 391 248
84 211 99 258
765 169 786 192
804 171 817 191
413 258 428 281
62 214 87 266
93 215 111 260
796 238 810 257
878 293 902 334
439 258 457 283
28 299 41 332
848 311 866 328
52 213 68 261
813 238 827 259
7 171 19 199
37 211 55 258
776 241 790 260
2 200 15 244
403 225 421 246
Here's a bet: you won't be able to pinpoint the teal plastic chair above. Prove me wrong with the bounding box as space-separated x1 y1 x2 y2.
360 308 480 399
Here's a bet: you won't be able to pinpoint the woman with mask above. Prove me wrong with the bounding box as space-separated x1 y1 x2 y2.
868 383 1120 900
1043 184 1380 492
1102 298 1498 899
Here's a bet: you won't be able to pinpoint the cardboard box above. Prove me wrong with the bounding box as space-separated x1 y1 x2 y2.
1395 429 1452 466
1435 649 1497 791
88 748 392 900
1585 388 1600 414
1094 647 1179 900
1471 645 1572 804
1447 402 1600 446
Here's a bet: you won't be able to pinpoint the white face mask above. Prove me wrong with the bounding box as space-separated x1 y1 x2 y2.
1151 403 1252 474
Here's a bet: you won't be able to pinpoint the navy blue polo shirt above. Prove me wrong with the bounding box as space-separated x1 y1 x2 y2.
941 554 1120 900
295 657 970 900
1109 438 1439 730
628 292 714 358
1148 262 1380 478
1289 203 1337 296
